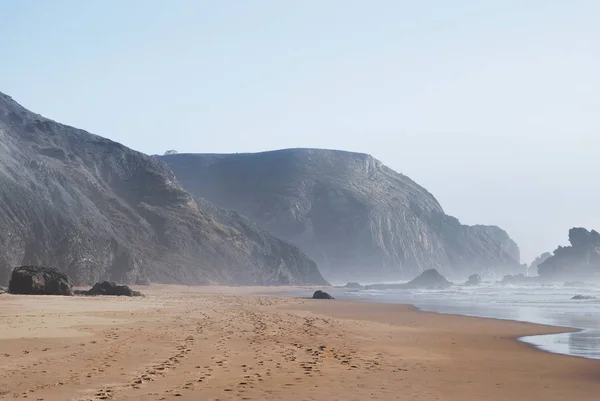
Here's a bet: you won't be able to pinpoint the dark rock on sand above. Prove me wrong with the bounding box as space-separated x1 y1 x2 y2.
8 266 73 296
312 290 335 299
571 295 598 300
85 281 142 296
464 274 482 286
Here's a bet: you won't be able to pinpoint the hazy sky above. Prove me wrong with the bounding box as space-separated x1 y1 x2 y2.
1 0 599 263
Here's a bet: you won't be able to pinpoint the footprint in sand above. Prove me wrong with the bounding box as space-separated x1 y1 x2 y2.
93 388 113 400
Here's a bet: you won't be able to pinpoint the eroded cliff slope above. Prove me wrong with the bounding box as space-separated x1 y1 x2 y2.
0 93 326 286
161 149 521 281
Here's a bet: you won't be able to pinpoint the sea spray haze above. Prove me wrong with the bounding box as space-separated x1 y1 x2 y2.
0 92 327 286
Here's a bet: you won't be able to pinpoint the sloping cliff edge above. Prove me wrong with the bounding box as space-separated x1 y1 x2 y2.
161 150 521 282
0 92 327 286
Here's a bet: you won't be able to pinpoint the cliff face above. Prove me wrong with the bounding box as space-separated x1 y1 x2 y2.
161 149 521 282
0 92 327 286
538 228 600 281
528 252 552 275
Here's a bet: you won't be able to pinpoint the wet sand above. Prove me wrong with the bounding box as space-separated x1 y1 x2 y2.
0 285 599 400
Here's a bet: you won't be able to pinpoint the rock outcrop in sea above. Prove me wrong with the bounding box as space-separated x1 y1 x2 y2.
0 92 327 287
404 269 452 289
8 266 73 295
366 269 452 290
529 252 552 275
160 149 521 282
342 282 363 289
538 228 600 281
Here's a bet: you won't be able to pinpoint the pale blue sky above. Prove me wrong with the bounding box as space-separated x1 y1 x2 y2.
1 0 599 262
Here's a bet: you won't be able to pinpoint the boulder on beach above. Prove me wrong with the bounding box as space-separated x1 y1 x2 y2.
571 295 598 300
8 266 73 296
312 290 335 299
83 281 142 297
464 274 482 286
404 269 452 289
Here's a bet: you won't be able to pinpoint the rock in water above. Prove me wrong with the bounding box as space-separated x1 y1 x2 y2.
464 274 482 286
86 281 141 296
571 295 598 300
160 149 521 282
404 269 451 289
342 282 363 289
312 290 335 299
8 266 73 295
0 91 327 286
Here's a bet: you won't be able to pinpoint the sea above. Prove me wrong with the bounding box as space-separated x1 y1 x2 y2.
303 281 600 360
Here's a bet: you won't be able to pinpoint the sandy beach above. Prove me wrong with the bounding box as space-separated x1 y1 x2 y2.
1 285 599 401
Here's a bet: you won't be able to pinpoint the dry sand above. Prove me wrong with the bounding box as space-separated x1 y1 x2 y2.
0 285 598 401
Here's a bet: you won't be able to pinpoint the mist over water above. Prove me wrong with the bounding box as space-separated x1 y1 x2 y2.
320 282 600 360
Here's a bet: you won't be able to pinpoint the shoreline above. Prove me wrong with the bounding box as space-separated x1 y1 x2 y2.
1 285 599 400
322 298 585 358
413 304 587 360
368 299 586 360
273 294 581 353
265 286 599 360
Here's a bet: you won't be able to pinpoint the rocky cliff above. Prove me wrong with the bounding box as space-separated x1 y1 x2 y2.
0 92 327 286
160 149 521 281
538 228 600 281
528 252 552 275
